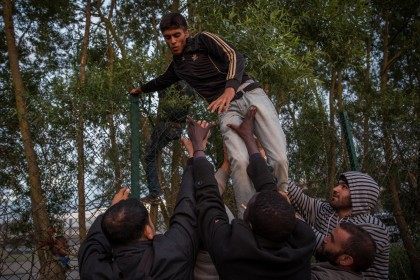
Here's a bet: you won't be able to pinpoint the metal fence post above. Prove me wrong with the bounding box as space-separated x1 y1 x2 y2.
339 111 359 171
130 94 140 198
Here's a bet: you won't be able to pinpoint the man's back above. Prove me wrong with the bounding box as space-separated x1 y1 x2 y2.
78 164 198 279
193 155 315 280
212 218 315 279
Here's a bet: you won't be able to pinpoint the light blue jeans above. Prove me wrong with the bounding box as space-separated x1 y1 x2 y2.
219 87 288 218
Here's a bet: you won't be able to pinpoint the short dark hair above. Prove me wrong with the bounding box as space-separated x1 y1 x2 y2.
340 222 376 272
159 12 188 32
246 190 296 242
102 198 149 246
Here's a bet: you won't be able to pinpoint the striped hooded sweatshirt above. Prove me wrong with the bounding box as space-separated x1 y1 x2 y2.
288 171 390 280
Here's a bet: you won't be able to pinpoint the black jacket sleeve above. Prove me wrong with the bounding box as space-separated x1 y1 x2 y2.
199 32 246 91
193 157 231 253
141 61 180 93
150 160 198 279
246 153 277 192
78 215 114 280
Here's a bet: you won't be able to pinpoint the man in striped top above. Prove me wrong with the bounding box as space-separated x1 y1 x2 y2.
288 171 390 279
131 12 288 218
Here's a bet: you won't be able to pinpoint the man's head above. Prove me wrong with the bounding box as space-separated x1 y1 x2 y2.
52 236 69 257
338 171 380 215
160 12 189 55
102 198 155 246
244 190 296 242
318 222 376 272
329 178 352 210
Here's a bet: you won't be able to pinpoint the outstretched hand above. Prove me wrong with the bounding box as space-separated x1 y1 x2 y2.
111 187 131 206
227 106 259 156
129 87 142 95
186 117 215 153
207 87 235 113
227 106 257 141
181 121 212 157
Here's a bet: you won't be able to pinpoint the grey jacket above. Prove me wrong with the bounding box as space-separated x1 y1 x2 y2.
311 262 362 280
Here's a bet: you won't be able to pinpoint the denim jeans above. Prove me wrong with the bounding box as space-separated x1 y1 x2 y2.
144 122 182 196
219 87 288 218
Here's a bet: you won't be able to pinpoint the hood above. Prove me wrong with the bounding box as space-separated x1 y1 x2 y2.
340 171 379 215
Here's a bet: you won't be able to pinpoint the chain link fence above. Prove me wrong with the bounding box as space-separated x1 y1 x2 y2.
0 83 416 279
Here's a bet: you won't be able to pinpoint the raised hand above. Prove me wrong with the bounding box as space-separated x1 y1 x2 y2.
227 106 257 141
129 87 142 95
227 106 259 156
186 117 215 153
181 121 212 157
111 187 131 206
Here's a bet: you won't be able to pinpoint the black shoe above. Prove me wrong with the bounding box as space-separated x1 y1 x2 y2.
140 194 161 204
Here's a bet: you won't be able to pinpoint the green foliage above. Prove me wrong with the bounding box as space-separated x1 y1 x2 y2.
389 243 413 280
1 0 419 277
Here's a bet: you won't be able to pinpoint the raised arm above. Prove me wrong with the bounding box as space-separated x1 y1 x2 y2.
186 118 231 253
162 158 198 257
78 188 130 280
130 61 180 95
288 181 324 225
181 130 230 195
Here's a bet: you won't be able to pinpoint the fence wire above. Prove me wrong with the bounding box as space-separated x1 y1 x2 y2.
0 84 417 279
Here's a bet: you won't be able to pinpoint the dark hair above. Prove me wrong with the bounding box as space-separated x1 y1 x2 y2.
159 12 188 32
340 222 376 272
246 190 296 242
102 198 149 246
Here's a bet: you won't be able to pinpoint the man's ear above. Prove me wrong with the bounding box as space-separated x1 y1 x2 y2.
142 224 154 240
337 254 353 268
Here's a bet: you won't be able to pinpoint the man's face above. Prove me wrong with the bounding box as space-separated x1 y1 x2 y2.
318 226 351 264
162 28 189 55
53 237 69 257
330 180 351 209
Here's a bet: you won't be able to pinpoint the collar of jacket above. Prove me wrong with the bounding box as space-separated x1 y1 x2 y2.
255 234 285 250
112 239 153 251
177 35 199 56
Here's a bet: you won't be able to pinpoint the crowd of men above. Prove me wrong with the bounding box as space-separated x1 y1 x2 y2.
78 12 390 280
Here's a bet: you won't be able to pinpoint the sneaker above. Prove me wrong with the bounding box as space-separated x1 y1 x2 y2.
140 194 161 204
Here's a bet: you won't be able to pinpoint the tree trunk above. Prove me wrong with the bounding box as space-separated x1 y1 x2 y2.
171 0 180 12
76 0 91 241
108 113 122 191
335 72 349 171
326 68 337 191
104 0 122 192
2 0 52 278
380 14 420 279
95 0 126 59
361 38 372 171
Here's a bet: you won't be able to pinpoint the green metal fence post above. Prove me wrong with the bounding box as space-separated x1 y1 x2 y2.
130 94 140 198
339 111 359 171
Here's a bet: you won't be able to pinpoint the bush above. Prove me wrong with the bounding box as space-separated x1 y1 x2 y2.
389 244 412 280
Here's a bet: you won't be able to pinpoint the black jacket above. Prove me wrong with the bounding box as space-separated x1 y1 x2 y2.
141 32 251 103
78 163 198 279
193 154 315 280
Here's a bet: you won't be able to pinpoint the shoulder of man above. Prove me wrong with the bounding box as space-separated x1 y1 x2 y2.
349 214 390 248
311 262 363 280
